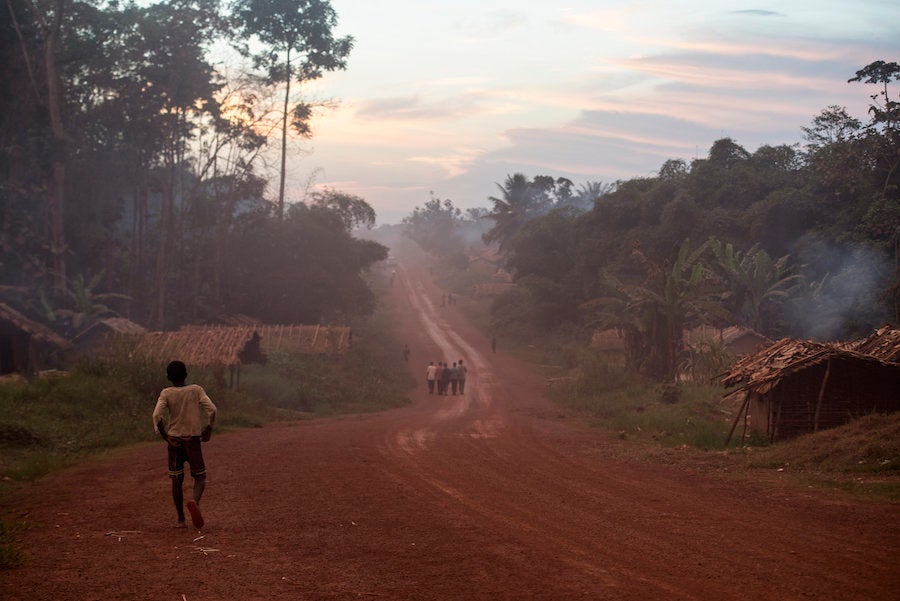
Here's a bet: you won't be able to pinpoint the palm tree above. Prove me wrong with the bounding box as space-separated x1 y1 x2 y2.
708 239 802 335
583 239 728 381
482 173 553 251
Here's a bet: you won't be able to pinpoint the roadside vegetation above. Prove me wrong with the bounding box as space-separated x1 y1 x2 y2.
0 271 410 484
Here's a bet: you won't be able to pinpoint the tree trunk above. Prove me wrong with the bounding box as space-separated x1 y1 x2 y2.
278 49 291 220
44 0 67 291
154 140 177 329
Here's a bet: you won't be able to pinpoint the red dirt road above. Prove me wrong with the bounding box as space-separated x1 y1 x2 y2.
2 265 898 601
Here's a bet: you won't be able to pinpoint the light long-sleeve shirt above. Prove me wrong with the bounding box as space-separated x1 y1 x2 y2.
152 384 217 437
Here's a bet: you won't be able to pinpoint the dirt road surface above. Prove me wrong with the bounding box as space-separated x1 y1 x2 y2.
2 265 898 601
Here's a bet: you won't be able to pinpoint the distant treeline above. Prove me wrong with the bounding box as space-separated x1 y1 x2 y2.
405 62 900 380
1 0 388 333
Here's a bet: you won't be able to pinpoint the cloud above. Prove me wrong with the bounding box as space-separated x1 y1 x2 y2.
452 9 528 39
732 9 783 17
354 91 509 121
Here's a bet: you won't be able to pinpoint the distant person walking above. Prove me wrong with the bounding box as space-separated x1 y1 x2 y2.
457 359 467 394
403 344 410 363
440 361 451 396
435 362 445 395
492 336 497 353
449 362 459 395
425 361 436 394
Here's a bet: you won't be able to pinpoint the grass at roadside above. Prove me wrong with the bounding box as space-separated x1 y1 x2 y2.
547 352 737 450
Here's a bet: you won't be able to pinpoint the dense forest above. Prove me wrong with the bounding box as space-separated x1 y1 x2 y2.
3 0 898 383
1 0 385 335
405 62 900 380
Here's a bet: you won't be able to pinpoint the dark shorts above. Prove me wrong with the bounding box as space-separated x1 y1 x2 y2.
167 437 207 479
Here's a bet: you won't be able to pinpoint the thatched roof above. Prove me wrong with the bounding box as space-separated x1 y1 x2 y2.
241 324 351 355
850 325 900 362
73 317 146 344
720 337 889 394
211 313 263 327
0 303 70 349
123 324 352 368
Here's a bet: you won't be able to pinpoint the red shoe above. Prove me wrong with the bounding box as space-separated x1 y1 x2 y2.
186 500 204 529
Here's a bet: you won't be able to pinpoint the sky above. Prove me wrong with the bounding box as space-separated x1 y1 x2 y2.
270 0 900 224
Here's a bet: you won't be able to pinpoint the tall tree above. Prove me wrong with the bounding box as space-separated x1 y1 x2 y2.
8 0 71 291
232 0 353 219
307 187 375 231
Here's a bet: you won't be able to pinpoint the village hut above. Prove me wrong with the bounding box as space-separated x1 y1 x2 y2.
472 282 517 298
0 303 70 376
119 324 353 388
849 325 900 362
465 245 507 278
684 325 771 357
72 317 147 358
588 328 628 367
721 337 900 444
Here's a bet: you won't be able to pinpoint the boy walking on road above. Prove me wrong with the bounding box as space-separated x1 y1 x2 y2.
152 361 217 530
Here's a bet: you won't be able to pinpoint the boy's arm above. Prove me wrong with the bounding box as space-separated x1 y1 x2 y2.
151 393 168 433
198 388 217 442
199 391 217 427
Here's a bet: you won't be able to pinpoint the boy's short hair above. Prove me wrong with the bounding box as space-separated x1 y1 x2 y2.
166 360 188 382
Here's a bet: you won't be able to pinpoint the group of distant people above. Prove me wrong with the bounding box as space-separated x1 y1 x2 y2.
425 359 467 396
441 293 456 307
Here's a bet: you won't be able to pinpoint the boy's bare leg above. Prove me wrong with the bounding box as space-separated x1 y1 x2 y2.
172 475 186 526
193 477 206 504
186 476 206 529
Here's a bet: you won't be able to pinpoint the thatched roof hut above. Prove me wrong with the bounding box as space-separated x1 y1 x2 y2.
0 303 70 375
104 324 351 368
684 325 771 357
95 324 347 388
849 325 900 362
72 317 147 356
721 336 900 443
473 282 516 298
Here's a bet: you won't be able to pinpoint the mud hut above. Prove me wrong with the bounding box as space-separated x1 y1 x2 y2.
0 303 70 376
721 337 900 443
